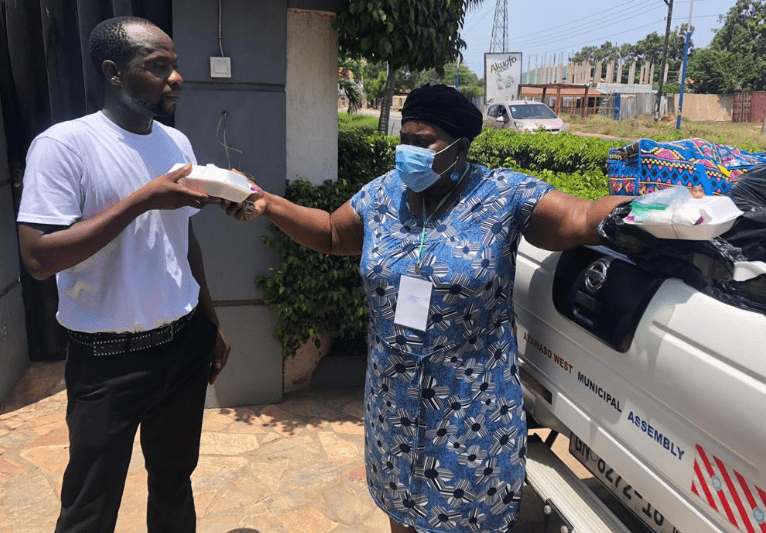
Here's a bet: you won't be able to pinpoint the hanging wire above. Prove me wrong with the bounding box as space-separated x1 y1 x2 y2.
218 0 226 57
216 111 244 170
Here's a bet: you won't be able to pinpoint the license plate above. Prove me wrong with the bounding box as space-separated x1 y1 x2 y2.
569 434 682 533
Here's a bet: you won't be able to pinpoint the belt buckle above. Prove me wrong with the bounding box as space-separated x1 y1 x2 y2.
92 334 129 357
153 324 173 347
78 311 191 356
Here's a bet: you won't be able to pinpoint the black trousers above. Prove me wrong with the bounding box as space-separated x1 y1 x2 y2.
54 309 218 533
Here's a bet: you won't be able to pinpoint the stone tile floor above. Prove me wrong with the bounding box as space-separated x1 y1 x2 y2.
0 361 646 533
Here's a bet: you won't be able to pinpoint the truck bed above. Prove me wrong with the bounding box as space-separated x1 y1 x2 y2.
514 238 766 533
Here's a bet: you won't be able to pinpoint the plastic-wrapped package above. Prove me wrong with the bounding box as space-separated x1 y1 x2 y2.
723 166 766 263
624 186 743 240
598 201 766 315
727 163 766 211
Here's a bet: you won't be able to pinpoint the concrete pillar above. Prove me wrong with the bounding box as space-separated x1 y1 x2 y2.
286 10 338 185
628 61 636 85
527 56 532 84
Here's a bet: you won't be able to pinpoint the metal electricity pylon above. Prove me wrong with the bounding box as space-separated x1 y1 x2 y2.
489 0 508 53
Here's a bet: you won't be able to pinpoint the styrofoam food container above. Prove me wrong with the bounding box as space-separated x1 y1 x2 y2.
625 196 743 240
733 260 766 281
170 163 253 203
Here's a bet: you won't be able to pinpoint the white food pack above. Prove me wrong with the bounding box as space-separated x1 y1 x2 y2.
625 194 743 240
170 163 254 203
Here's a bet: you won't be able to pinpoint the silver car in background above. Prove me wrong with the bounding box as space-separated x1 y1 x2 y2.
484 100 568 133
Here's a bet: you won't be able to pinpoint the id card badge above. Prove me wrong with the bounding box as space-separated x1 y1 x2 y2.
393 275 432 332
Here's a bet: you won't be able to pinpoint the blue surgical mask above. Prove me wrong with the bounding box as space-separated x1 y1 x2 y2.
395 138 462 192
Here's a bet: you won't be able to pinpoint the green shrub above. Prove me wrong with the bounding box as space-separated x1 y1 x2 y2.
255 127 396 357
468 129 621 174
337 112 378 135
258 120 617 356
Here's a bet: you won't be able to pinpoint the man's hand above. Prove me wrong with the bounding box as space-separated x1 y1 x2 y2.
136 163 216 211
209 328 231 385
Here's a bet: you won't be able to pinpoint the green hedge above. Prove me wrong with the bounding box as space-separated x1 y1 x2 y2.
256 125 619 356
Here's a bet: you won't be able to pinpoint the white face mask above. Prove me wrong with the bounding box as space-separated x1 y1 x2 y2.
395 138 462 192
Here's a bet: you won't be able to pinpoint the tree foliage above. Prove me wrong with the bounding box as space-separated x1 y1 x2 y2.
334 0 483 131
415 62 483 99
334 1 475 72
687 49 733 93
570 42 621 63
688 0 766 93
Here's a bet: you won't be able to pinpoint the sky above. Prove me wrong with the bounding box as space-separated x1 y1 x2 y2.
459 0 739 78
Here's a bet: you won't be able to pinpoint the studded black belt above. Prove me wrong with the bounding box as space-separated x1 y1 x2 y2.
67 307 197 356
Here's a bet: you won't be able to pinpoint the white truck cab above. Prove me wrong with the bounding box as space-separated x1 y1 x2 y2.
514 238 766 533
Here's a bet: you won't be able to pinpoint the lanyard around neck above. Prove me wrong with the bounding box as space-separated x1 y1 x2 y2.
415 164 471 274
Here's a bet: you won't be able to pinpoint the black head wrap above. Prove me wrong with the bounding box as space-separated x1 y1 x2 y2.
401 84 483 141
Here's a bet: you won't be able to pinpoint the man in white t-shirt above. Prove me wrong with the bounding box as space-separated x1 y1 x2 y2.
16 16 230 533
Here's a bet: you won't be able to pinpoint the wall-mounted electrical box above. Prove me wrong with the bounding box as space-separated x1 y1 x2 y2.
210 57 232 78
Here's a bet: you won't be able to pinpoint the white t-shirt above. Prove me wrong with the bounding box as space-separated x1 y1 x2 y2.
17 111 201 333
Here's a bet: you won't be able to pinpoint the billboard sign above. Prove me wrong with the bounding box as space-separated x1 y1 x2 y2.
484 52 523 106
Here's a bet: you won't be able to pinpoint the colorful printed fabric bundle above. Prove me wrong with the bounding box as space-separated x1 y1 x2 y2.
608 138 766 196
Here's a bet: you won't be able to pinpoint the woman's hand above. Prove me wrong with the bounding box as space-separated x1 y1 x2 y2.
221 189 267 222
219 170 267 222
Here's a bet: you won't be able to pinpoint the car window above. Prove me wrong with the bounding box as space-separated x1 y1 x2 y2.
509 104 558 120
487 105 498 118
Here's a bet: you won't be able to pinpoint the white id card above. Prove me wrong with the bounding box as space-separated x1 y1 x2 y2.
393 275 432 332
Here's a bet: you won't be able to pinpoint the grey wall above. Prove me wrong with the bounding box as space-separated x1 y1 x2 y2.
173 0 287 407
0 97 29 403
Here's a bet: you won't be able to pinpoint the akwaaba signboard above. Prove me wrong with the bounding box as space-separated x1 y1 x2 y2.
484 52 523 105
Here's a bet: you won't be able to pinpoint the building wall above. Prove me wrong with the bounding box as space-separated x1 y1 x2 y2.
173 0 287 407
666 93 734 122
0 97 28 403
286 9 337 186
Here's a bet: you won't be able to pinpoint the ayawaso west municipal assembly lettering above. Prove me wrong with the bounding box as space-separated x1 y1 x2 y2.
627 411 685 461
523 333 573 373
577 371 622 413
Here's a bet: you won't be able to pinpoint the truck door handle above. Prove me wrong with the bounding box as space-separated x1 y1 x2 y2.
572 290 600 329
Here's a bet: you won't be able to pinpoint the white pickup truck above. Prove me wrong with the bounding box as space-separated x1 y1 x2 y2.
514 238 766 533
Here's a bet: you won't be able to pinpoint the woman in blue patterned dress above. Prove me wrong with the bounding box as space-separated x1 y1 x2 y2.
228 85 627 533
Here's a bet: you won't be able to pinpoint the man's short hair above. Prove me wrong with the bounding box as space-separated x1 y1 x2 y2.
89 16 156 72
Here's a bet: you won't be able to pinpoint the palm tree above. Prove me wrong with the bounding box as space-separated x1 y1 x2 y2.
338 58 363 113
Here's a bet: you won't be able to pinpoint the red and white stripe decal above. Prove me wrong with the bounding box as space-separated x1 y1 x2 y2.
691 444 766 533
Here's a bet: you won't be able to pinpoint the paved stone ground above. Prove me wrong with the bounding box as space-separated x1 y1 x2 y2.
0 361 647 533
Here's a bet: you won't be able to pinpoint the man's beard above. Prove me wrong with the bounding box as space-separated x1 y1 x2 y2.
132 96 176 119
